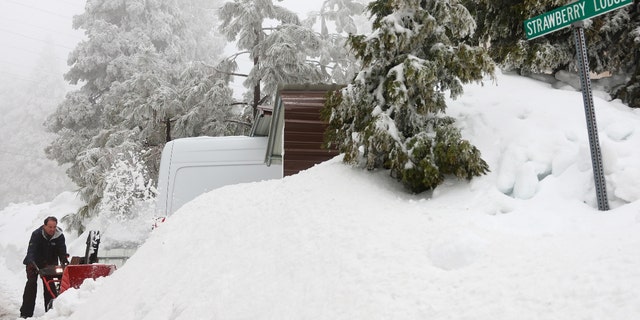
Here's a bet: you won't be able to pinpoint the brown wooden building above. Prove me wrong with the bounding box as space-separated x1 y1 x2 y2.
252 84 344 177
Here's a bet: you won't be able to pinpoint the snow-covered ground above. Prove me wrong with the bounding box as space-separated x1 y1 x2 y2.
1 71 640 319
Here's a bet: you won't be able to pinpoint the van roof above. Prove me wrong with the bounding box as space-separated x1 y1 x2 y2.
168 136 269 164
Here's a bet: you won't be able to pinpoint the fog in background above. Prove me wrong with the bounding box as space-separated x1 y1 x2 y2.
0 0 85 209
0 0 84 84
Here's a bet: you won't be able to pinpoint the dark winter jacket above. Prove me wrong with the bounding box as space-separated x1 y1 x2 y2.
22 226 67 268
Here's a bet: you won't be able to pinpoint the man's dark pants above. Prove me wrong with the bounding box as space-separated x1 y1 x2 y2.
19 265 56 318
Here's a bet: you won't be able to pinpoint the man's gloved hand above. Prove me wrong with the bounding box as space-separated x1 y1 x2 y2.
26 263 38 278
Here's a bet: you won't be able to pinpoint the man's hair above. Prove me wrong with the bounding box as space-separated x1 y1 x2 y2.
44 216 58 225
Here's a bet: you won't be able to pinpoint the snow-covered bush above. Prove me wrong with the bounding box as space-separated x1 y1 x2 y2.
99 150 157 222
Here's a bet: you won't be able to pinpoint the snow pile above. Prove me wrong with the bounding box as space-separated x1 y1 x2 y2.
0 192 83 318
50 160 640 320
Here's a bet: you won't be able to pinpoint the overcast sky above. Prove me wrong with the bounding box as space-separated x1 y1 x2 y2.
0 0 85 85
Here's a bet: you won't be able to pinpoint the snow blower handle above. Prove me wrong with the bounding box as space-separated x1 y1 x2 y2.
30 262 40 274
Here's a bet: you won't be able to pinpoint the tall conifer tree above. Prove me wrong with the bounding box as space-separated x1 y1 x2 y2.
303 0 368 84
218 0 327 115
323 0 494 193
45 0 229 229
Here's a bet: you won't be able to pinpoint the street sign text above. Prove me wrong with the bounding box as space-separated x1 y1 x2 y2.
524 0 633 40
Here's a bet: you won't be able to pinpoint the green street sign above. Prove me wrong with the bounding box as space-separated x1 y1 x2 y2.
524 0 633 40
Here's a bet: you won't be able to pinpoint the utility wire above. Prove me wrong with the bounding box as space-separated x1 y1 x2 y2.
53 0 84 9
0 68 66 83
0 71 45 84
0 27 76 50
0 43 69 66
0 16 83 41
0 149 48 161
0 59 68 74
3 0 75 20
0 61 69 75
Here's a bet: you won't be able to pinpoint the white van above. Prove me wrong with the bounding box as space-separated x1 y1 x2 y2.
155 136 282 216
155 84 341 217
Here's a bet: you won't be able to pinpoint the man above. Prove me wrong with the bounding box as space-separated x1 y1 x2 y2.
19 216 68 318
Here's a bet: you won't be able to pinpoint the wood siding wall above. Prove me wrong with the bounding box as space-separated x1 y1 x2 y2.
279 89 339 176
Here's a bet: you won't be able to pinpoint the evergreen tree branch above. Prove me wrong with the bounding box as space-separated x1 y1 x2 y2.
198 61 249 78
224 119 252 127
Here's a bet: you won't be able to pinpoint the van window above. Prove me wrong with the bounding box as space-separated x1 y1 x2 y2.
169 163 281 213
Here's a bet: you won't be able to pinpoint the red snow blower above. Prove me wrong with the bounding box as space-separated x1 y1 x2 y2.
35 230 117 311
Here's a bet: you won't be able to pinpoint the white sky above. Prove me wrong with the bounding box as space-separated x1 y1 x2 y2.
0 0 85 85
1 70 639 319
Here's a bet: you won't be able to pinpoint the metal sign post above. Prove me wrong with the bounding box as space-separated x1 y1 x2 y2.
572 21 609 211
522 1 633 210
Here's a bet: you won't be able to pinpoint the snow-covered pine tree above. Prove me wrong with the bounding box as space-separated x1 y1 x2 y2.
463 0 575 75
605 1 640 108
218 0 327 115
303 0 368 84
322 0 494 193
465 0 639 107
171 62 239 138
45 0 230 230
100 148 157 222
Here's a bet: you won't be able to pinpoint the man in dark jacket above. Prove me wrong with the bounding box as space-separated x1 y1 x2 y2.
19 216 68 318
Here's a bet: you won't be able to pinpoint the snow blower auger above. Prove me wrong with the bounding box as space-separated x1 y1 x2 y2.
36 230 117 311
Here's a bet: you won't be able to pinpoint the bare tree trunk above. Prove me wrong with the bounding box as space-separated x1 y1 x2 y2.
165 117 172 142
252 23 262 117
253 55 260 117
